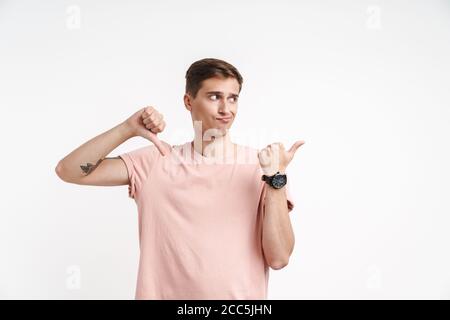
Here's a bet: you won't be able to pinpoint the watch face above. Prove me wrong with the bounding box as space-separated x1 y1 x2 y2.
272 174 287 189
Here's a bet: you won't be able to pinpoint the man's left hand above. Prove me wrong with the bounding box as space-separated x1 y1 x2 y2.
258 140 305 175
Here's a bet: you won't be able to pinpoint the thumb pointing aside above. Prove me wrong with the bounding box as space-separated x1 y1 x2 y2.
287 140 305 160
139 128 170 156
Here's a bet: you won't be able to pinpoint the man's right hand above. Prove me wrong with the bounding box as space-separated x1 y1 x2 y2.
123 106 171 156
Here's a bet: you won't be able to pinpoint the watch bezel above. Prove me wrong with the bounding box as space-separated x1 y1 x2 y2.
271 173 287 189
262 171 287 189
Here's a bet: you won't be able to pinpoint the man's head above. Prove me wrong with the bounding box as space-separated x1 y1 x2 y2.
184 58 243 137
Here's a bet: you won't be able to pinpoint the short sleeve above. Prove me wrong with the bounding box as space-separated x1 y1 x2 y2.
119 145 158 200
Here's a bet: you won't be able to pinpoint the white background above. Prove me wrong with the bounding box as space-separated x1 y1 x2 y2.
1 0 449 299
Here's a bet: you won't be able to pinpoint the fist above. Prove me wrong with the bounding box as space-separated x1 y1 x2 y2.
141 106 166 133
258 141 305 175
123 106 170 156
124 106 166 137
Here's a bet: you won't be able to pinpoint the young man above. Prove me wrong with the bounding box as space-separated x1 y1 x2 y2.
55 58 304 299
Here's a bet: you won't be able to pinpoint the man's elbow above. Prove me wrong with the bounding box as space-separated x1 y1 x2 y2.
268 257 289 270
55 162 65 179
55 161 73 183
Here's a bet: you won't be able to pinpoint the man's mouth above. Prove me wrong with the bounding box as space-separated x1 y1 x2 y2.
216 116 232 123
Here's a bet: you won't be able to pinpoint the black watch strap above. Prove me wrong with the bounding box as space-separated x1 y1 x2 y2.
261 171 279 182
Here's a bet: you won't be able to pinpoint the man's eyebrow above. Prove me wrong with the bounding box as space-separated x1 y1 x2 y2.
205 91 239 97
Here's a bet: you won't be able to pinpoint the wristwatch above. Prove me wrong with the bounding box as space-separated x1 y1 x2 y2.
262 171 287 189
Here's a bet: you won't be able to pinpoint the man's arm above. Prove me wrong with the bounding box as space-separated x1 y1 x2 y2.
262 185 295 270
55 122 133 185
258 141 304 270
55 106 168 186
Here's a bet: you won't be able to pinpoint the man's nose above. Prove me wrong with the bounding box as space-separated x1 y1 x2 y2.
218 100 231 114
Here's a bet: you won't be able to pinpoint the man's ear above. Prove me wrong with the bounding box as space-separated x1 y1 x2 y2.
183 93 192 111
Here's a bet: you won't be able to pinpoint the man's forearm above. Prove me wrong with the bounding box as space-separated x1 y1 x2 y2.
262 186 295 270
56 122 133 182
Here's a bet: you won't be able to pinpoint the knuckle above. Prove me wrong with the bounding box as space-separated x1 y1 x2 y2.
144 106 154 115
149 121 159 129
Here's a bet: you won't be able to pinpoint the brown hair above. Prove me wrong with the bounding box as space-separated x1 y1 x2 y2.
185 58 243 99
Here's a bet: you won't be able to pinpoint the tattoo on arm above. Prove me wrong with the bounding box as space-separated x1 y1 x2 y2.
80 156 120 175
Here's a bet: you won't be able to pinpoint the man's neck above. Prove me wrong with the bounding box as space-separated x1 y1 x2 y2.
191 133 235 158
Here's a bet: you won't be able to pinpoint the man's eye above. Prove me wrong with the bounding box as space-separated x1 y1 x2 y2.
209 95 237 102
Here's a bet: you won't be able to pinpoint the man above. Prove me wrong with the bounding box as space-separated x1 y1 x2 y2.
55 58 305 299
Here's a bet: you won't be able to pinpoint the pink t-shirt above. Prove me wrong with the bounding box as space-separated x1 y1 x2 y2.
119 141 294 299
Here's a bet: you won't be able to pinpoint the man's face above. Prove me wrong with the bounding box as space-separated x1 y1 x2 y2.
184 76 239 137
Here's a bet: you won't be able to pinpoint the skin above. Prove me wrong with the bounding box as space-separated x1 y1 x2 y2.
55 75 305 270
